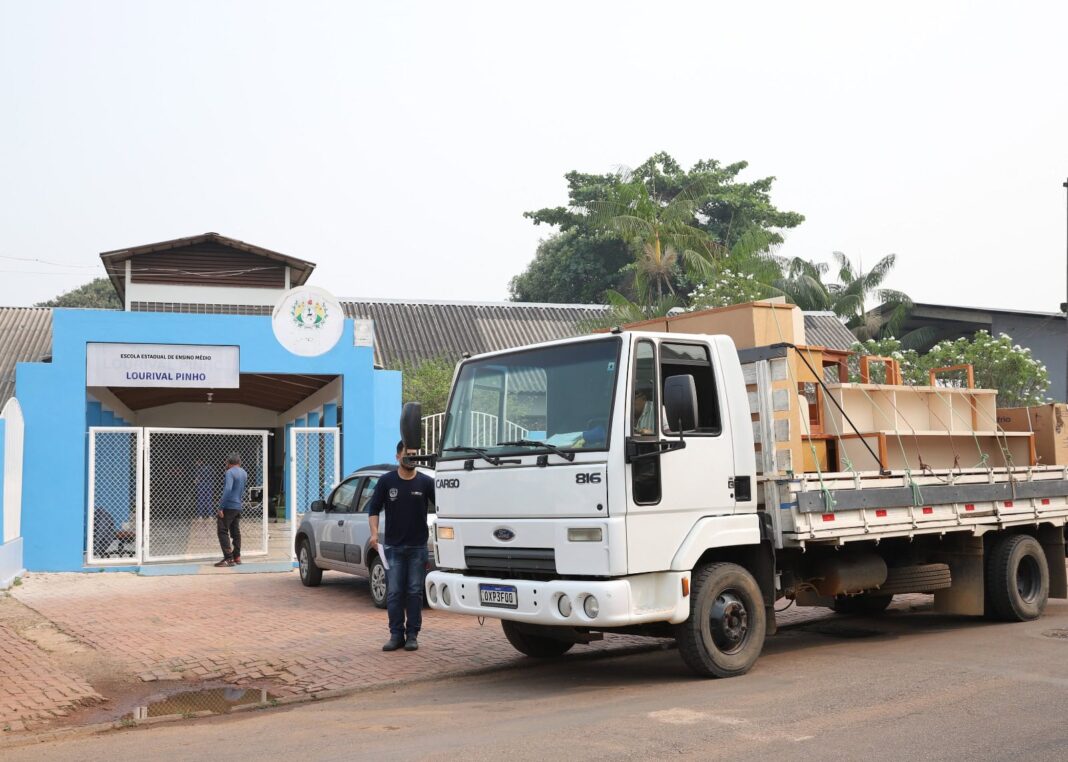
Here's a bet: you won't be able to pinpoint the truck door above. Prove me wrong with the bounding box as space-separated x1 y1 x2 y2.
625 338 737 573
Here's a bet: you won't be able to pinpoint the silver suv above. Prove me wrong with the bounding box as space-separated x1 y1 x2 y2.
294 464 436 607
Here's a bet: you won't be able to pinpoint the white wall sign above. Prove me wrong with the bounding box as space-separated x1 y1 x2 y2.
272 285 345 357
86 344 240 388
353 318 374 348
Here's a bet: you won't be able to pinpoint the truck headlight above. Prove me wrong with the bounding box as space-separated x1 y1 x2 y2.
437 525 455 540
442 585 452 606
567 528 602 542
557 594 572 617
583 595 599 618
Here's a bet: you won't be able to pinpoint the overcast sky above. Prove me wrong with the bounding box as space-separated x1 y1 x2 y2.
1 1 1066 312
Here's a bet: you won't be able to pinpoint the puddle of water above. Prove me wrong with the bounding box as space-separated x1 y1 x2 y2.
123 686 277 720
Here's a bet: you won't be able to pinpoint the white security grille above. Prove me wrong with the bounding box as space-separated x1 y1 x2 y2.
289 427 340 558
87 428 143 565
143 428 268 562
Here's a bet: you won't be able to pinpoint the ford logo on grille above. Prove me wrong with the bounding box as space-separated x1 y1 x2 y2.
493 528 516 542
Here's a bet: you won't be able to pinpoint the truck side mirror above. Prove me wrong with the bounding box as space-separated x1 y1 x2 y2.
663 375 698 433
310 500 326 513
400 401 423 452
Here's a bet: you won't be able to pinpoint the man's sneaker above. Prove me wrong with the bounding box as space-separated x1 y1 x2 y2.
213 559 234 568
232 556 242 565
404 637 419 651
382 638 405 652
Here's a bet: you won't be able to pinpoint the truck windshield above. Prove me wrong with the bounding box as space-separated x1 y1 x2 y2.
440 337 621 458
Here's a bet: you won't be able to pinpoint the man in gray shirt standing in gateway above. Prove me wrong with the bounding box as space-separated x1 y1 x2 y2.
214 452 248 568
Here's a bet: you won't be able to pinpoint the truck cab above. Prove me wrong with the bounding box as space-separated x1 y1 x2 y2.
426 331 768 672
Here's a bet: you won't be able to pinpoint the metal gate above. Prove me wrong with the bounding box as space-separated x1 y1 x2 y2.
87 428 143 565
86 426 287 565
143 428 269 562
289 427 340 558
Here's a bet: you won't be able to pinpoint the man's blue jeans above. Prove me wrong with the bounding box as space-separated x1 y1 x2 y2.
384 545 428 639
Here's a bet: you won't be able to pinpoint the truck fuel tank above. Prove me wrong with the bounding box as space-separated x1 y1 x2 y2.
808 553 888 597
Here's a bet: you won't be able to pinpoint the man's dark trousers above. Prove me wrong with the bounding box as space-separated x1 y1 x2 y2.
384 545 428 639
217 509 241 560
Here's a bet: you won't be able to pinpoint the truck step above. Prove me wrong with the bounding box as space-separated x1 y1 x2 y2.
876 563 952 595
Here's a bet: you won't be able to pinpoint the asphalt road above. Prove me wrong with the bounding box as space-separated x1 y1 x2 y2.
9 600 1068 762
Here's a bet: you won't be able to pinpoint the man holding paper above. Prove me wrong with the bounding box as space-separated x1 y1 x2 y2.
367 441 436 652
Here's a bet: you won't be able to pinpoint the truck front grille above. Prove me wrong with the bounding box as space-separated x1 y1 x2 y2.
464 546 556 575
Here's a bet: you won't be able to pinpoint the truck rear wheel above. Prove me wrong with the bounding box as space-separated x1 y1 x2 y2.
500 621 575 658
832 593 893 615
986 534 1049 621
676 562 766 678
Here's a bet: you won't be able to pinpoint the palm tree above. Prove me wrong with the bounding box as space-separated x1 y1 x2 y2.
587 173 722 302
747 251 929 349
825 252 921 344
583 290 685 332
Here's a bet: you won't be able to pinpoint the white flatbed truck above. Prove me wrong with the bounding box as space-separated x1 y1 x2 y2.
410 330 1068 677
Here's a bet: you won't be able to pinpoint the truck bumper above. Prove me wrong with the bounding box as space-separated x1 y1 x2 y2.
425 570 692 627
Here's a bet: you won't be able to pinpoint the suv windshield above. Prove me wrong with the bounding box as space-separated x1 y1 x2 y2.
440 338 620 457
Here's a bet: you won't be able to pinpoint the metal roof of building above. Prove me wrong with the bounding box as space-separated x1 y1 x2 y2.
341 299 609 367
802 312 858 351
342 300 858 366
0 307 53 407
0 302 857 407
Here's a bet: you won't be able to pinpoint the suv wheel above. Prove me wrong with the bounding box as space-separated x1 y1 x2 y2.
298 538 323 587
369 555 388 609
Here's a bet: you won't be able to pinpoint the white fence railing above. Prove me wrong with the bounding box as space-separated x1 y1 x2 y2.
422 412 529 452
421 413 445 455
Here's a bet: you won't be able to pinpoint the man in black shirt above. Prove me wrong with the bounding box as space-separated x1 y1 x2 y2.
367 441 436 652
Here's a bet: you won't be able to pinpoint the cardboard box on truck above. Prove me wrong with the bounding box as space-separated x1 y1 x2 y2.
998 403 1068 465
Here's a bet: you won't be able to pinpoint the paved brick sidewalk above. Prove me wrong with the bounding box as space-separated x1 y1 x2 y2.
4 570 660 727
1 569 932 733
0 621 101 731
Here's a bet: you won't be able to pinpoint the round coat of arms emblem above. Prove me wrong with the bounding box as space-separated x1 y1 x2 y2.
272 286 344 357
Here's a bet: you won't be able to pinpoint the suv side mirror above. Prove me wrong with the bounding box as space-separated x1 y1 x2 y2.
400 401 423 452
310 499 326 513
663 374 698 433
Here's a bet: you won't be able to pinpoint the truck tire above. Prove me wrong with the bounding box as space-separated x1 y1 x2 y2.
298 538 323 587
675 562 766 678
986 534 1049 621
501 621 574 658
369 555 388 609
831 593 893 615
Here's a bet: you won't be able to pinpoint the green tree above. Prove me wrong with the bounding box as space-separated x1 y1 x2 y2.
588 172 720 301
851 333 1049 407
393 356 456 416
514 152 803 304
508 230 631 303
36 277 121 309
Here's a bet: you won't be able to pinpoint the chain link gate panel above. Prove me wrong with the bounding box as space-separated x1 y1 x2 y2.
144 428 269 562
289 427 340 558
87 428 143 565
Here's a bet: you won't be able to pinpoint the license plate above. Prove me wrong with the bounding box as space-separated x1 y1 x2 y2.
479 584 518 609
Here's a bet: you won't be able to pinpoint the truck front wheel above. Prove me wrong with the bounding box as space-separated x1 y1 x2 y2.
676 562 766 678
501 621 575 658
986 534 1049 621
